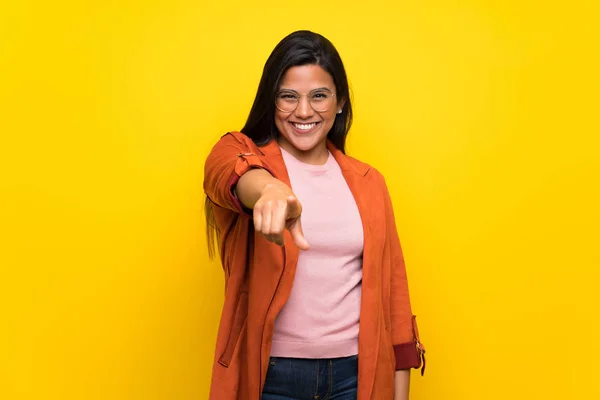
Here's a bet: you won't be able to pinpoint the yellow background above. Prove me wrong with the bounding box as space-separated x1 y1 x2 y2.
1 1 598 399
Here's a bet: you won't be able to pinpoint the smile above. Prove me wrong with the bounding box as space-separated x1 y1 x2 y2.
290 122 320 133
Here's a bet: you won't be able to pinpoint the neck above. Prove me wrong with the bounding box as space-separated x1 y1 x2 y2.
278 139 329 165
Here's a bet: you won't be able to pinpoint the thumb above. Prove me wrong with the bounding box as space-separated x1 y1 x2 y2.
288 218 309 251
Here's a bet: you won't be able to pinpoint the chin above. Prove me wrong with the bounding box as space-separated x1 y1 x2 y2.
287 134 324 152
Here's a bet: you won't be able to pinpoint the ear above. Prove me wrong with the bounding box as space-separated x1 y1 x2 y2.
337 97 347 114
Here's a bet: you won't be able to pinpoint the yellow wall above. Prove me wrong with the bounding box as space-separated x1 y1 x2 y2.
1 1 598 399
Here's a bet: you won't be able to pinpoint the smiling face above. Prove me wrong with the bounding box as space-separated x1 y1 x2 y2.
274 64 342 165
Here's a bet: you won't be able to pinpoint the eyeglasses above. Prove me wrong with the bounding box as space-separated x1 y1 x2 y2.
275 89 337 113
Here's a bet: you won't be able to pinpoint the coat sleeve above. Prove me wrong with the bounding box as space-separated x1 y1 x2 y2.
204 132 275 214
381 178 426 375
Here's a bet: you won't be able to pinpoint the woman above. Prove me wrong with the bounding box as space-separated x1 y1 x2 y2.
204 30 425 400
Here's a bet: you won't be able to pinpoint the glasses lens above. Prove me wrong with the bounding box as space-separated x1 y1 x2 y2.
275 90 336 112
309 90 334 112
275 91 298 112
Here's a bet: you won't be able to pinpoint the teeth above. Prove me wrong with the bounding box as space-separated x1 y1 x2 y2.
293 123 317 130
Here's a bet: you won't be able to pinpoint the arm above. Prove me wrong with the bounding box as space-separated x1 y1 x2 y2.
203 132 271 213
204 132 308 249
236 168 280 210
394 370 410 400
381 176 426 374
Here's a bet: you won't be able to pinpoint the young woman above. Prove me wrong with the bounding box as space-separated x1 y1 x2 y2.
204 30 425 400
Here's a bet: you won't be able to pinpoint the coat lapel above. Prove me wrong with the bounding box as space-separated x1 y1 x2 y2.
328 142 383 399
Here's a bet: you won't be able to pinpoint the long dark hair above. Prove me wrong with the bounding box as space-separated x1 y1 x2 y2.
206 30 353 258
242 30 353 150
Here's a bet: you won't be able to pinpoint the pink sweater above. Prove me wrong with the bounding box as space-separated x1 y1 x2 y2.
270 147 364 359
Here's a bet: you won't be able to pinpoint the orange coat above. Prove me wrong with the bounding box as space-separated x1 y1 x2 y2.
204 131 425 400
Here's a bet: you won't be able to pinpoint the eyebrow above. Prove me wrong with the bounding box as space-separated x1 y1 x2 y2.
278 87 332 93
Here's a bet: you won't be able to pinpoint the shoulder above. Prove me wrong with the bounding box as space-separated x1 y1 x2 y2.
213 131 256 148
207 131 267 161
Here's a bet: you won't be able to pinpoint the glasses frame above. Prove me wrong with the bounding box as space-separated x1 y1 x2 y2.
274 89 337 113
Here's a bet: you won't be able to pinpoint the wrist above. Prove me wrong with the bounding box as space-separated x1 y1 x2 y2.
260 180 287 196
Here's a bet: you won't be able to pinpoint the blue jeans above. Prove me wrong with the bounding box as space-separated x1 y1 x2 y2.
261 355 358 400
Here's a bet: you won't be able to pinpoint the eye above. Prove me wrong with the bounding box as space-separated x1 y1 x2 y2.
311 91 331 100
277 92 298 101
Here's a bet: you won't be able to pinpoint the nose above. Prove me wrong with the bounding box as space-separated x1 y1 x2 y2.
294 96 314 119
